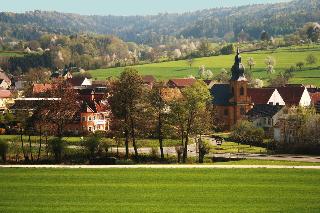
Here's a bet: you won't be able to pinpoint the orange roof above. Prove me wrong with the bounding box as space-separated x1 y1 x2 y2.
33 84 53 94
167 78 196 88
0 90 12 98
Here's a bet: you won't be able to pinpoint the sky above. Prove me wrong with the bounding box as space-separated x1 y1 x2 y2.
1 0 292 16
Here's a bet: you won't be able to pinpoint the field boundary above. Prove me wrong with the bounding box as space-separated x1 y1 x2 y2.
1 164 320 169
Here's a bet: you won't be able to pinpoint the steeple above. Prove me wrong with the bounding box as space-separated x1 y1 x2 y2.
231 48 246 81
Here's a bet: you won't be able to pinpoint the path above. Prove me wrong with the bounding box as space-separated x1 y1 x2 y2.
1 164 320 169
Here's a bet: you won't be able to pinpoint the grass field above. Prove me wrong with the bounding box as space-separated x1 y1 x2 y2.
0 51 25 57
0 135 180 148
89 45 320 86
0 168 319 212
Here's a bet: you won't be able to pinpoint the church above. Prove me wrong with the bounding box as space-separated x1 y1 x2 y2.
211 49 252 129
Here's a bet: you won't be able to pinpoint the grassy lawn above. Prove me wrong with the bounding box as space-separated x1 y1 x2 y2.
212 141 266 154
0 135 180 148
89 45 320 86
0 168 319 212
212 159 320 166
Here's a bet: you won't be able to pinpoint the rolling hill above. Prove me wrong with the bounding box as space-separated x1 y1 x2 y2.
0 0 319 44
89 45 320 86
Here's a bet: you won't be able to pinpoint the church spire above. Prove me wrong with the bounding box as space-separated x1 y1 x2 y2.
231 48 246 81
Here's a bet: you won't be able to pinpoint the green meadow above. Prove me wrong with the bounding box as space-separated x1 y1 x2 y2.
89 45 320 86
0 168 320 213
0 51 25 57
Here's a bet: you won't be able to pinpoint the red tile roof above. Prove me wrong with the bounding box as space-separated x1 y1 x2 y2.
310 92 320 104
0 90 12 98
248 88 275 105
33 84 53 94
167 78 196 88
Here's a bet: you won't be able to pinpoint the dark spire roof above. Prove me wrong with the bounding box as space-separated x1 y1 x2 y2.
230 48 246 81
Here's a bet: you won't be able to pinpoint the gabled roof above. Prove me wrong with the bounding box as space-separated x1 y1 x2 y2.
276 86 305 106
211 84 232 105
247 104 284 118
167 78 196 88
0 90 12 98
142 75 156 84
81 100 108 113
0 72 11 84
248 88 275 105
33 84 53 94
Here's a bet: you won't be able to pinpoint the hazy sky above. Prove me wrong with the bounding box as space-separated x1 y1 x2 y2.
1 0 292 16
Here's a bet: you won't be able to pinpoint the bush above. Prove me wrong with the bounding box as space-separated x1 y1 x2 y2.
0 140 9 162
47 137 66 163
231 120 264 147
306 54 317 65
82 135 102 161
220 44 235 55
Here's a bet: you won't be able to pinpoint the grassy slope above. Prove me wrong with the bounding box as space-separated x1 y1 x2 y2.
0 168 320 212
89 45 320 86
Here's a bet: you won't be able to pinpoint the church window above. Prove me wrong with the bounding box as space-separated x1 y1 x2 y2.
240 87 244 96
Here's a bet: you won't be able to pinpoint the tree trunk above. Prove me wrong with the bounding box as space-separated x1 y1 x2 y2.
158 113 164 160
20 129 28 162
130 117 138 157
28 135 33 162
183 132 189 163
124 129 129 160
37 127 42 161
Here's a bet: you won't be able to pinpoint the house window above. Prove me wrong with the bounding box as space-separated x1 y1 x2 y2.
88 127 92 132
82 116 86 122
224 109 229 116
88 116 92 121
240 87 244 96
93 116 96 120
269 102 273 105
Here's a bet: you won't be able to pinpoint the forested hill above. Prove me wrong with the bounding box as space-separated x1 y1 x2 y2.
0 0 319 44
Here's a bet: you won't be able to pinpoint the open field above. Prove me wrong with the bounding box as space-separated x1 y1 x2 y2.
0 51 25 57
89 45 320 86
212 159 320 166
0 168 320 212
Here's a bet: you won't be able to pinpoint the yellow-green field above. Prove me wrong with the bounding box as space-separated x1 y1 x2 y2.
89 45 320 86
0 168 320 213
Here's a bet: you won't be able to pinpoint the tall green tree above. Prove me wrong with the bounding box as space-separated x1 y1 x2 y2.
109 68 144 159
170 81 212 163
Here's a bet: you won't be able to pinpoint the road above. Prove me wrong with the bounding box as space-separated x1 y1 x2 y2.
1 164 320 169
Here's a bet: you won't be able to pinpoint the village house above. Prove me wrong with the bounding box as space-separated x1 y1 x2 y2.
247 104 285 136
67 77 92 88
65 87 111 134
0 90 14 112
167 78 196 89
248 88 285 105
0 70 12 89
142 75 156 89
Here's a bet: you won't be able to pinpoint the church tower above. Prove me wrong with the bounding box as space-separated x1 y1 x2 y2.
229 48 252 126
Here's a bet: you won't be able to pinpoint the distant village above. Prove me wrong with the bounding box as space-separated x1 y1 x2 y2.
0 49 319 145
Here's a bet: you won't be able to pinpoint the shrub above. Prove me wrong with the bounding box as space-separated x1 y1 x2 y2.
47 137 66 163
82 135 102 161
306 54 317 65
198 139 211 163
220 44 235 55
231 120 264 147
0 140 9 162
